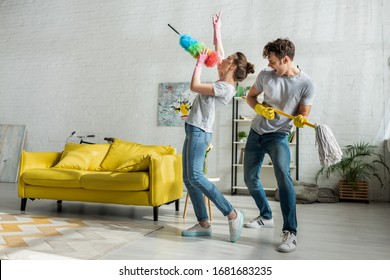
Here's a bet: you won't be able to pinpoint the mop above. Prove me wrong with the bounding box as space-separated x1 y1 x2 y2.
273 108 343 167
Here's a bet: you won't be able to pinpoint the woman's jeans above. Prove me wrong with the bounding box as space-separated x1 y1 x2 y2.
182 123 234 222
244 128 297 235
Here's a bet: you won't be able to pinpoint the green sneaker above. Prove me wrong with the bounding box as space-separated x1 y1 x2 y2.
229 209 244 242
182 223 212 237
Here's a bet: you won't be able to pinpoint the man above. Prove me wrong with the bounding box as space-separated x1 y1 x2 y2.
244 38 315 253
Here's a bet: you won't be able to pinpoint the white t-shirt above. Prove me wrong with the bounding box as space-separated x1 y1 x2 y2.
186 81 236 133
251 68 315 135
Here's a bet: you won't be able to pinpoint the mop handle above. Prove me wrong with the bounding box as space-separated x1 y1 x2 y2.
273 108 316 128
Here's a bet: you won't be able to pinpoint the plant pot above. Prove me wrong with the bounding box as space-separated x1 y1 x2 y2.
338 181 369 203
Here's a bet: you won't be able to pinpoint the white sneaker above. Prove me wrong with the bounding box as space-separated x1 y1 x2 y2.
182 223 212 237
229 209 244 242
244 216 274 229
277 231 297 253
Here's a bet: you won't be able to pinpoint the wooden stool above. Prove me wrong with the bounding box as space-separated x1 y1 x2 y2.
182 177 220 221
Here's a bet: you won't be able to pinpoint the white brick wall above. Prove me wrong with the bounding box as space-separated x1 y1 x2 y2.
1 0 389 200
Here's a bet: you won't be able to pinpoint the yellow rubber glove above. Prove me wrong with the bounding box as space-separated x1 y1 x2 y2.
254 104 275 120
293 115 307 128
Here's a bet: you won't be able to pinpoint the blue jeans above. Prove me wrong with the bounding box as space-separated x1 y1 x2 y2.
243 128 297 235
182 123 234 222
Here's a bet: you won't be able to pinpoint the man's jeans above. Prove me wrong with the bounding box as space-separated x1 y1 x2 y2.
244 128 297 235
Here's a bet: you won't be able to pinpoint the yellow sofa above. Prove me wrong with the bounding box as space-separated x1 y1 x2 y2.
18 139 183 221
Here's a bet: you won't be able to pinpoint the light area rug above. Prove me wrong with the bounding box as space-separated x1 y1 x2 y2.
0 213 163 260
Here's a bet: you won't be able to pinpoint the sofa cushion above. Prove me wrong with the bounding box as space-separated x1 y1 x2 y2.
116 155 150 172
53 143 110 171
99 138 175 171
87 144 111 170
22 168 86 188
54 143 110 170
80 171 150 191
53 148 94 170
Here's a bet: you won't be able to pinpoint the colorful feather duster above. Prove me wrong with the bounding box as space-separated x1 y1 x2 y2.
168 24 220 67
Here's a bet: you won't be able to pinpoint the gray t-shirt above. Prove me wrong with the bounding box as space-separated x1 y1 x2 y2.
186 81 236 133
251 67 315 135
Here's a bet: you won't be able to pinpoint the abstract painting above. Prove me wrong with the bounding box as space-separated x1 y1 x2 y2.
158 82 197 126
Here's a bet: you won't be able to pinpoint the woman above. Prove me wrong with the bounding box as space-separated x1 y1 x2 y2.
182 12 255 242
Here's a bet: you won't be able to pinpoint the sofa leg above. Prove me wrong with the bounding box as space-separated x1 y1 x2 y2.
153 206 158 221
175 199 179 211
57 200 62 212
21 198 27 211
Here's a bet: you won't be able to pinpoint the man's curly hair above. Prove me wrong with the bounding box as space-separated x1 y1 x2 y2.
263 38 295 60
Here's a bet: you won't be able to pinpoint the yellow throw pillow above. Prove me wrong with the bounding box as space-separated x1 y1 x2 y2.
116 154 150 172
53 149 94 170
86 144 110 170
53 143 110 170
99 138 174 171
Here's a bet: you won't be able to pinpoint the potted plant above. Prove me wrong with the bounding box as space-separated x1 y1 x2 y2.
315 142 390 202
238 131 248 142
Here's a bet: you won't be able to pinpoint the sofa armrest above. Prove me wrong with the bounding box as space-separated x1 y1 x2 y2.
19 151 62 173
18 151 62 197
149 154 183 206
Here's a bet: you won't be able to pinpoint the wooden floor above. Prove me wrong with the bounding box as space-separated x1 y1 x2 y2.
1 182 390 260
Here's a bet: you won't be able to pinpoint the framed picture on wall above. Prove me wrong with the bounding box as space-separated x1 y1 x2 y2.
157 82 197 126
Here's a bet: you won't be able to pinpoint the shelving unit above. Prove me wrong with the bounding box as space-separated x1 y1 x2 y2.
231 96 299 195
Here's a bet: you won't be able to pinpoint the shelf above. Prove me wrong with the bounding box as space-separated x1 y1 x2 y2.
232 185 276 192
233 164 296 168
231 185 247 190
234 141 296 146
234 119 252 122
264 187 277 191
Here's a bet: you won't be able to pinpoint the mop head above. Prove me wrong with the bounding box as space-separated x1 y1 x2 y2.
315 124 343 167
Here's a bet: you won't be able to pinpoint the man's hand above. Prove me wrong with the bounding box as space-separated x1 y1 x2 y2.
254 104 275 120
293 115 307 128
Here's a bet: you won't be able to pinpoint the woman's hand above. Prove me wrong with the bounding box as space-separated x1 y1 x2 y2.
191 48 215 96
196 49 209 67
213 12 222 44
